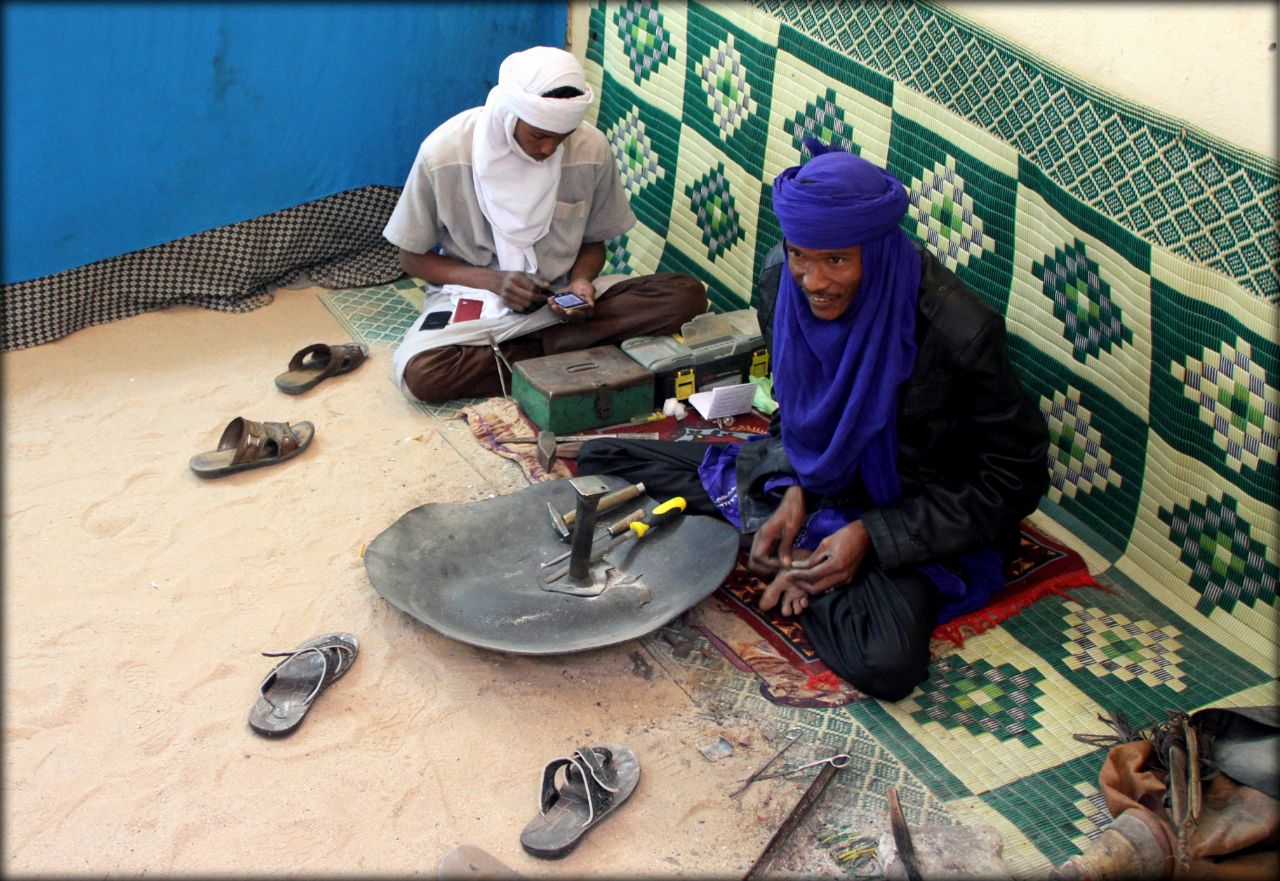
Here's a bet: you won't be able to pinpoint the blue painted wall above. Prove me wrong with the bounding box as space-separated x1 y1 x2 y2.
2 2 566 284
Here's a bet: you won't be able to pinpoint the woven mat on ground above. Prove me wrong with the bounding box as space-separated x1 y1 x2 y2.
461 396 1100 709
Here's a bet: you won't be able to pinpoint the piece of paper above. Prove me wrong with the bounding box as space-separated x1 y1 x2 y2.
687 382 756 419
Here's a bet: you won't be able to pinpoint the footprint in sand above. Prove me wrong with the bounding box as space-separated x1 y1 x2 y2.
344 674 432 759
119 660 184 755
5 429 55 462
80 470 170 538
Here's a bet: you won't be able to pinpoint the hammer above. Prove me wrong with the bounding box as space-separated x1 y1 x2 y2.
547 481 646 541
494 431 659 471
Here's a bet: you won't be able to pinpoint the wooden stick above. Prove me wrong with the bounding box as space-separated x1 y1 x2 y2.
888 787 923 881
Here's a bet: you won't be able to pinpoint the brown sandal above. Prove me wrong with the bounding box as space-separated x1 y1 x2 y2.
274 342 369 394
189 417 315 478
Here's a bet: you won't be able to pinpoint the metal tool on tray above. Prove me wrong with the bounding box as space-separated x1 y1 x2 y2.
730 727 804 798
546 481 646 541
541 496 687 585
540 507 647 569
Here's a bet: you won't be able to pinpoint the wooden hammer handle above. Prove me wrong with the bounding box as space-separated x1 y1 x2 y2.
563 482 646 526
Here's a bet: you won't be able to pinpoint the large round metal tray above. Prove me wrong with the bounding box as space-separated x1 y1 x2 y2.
363 476 740 655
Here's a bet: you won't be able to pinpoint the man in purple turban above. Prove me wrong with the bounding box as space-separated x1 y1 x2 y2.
579 148 1048 700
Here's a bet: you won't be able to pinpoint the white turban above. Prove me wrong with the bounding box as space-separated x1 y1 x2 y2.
471 47 596 274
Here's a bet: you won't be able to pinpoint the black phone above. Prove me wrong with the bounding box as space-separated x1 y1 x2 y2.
420 310 451 330
551 292 589 310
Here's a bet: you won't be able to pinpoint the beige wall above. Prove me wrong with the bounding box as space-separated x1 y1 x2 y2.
569 1 1278 159
941 1 1277 158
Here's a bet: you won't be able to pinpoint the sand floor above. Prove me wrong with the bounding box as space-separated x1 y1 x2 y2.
2 288 836 877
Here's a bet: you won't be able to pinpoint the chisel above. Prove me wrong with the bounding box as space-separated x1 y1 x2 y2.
541 497 687 584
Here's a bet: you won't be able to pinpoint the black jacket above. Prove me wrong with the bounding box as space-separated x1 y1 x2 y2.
738 244 1050 570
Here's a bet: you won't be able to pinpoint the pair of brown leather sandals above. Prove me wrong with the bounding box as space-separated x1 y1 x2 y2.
189 342 368 479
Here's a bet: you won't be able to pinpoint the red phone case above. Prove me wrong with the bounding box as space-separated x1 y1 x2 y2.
452 298 484 322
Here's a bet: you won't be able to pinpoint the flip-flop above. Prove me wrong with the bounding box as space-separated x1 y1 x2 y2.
437 845 523 879
247 632 359 737
520 744 640 859
275 342 369 394
189 417 315 478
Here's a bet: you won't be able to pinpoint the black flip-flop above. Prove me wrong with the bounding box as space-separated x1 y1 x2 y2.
275 342 369 394
247 632 358 737
520 744 640 859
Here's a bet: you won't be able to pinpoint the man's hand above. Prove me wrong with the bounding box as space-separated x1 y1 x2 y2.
492 271 549 313
547 278 596 324
748 484 805 576
785 520 871 595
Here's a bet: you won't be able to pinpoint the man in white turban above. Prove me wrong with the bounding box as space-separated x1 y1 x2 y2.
385 46 707 402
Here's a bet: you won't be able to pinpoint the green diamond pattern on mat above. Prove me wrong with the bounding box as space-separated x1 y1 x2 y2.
1034 240 1133 363
1062 601 1185 692
1042 386 1124 503
1170 338 1279 474
1070 781 1113 852
907 656 1047 746
685 164 745 259
785 88 860 158
317 282 422 347
606 105 666 197
603 234 633 275
980 751 1119 869
907 155 991 271
1158 493 1279 617
612 0 676 84
695 34 757 140
755 0 1278 302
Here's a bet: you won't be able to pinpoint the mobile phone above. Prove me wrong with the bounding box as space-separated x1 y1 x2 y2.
551 292 589 310
452 298 484 322
420 310 451 330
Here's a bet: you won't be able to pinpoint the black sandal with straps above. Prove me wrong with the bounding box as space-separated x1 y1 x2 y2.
520 743 641 859
247 632 359 737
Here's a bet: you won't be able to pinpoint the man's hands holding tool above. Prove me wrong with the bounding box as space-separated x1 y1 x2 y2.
749 486 871 617
491 271 595 323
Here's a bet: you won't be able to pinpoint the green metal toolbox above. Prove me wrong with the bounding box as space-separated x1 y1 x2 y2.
511 345 656 434
621 309 770 407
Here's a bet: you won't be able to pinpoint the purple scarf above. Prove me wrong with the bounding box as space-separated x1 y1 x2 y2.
771 148 920 496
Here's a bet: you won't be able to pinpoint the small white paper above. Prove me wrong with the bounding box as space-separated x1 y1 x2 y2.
687 382 756 420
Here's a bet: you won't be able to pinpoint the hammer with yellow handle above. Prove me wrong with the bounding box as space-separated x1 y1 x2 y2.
541 497 687 584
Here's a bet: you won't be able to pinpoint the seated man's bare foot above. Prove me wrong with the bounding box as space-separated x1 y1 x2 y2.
759 572 810 616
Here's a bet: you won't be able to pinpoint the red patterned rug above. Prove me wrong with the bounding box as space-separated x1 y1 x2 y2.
460 398 1101 708
694 523 1102 708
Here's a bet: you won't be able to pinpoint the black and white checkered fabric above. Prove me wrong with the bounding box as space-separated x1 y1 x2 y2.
2 185 404 352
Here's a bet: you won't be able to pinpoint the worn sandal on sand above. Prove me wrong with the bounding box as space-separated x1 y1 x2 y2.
189 417 314 478
274 342 369 394
248 632 359 737
520 744 640 859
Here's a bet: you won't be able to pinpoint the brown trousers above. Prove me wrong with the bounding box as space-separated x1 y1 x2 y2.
402 273 708 403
